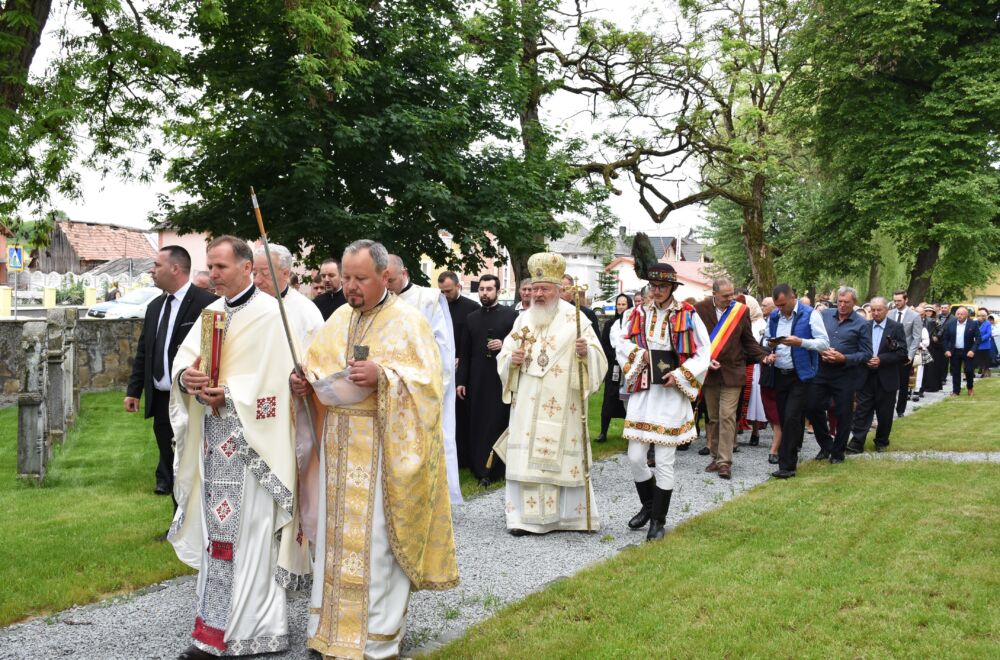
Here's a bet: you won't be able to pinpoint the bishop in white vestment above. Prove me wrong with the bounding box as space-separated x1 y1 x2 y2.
495 253 607 535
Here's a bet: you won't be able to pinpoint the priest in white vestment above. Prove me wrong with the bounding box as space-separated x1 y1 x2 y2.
292 240 458 660
170 236 310 659
385 254 463 505
253 244 325 350
616 263 711 541
495 253 607 535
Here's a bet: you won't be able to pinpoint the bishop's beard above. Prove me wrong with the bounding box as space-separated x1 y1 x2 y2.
526 298 559 328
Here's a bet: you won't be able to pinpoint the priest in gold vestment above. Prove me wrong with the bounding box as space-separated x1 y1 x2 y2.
292 240 458 660
495 253 607 535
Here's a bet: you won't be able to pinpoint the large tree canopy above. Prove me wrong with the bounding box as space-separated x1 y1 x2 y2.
795 0 1000 301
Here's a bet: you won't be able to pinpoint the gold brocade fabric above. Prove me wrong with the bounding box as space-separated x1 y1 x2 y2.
303 294 458 658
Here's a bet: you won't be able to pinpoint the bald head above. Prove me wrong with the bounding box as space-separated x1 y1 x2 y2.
385 254 409 294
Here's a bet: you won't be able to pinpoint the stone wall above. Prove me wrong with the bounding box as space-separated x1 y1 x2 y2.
0 318 142 399
74 319 143 390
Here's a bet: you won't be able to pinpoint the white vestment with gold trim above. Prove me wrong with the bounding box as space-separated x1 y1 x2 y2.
397 284 463 504
496 300 607 533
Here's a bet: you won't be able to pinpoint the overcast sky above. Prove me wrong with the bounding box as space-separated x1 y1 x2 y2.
36 0 704 239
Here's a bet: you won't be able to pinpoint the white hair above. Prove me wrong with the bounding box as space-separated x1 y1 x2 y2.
254 243 293 270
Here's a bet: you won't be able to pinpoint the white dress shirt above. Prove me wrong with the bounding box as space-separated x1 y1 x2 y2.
153 281 192 391
955 321 966 350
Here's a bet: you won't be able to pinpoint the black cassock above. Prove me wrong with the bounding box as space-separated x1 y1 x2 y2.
457 303 519 481
448 295 481 468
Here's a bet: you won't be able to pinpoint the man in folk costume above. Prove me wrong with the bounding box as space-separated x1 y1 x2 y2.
617 257 711 541
252 243 324 349
170 236 311 659
693 277 768 480
291 240 458 659
495 253 607 535
385 255 463 505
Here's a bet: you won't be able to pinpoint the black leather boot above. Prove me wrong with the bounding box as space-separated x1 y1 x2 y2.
646 487 673 542
628 478 655 530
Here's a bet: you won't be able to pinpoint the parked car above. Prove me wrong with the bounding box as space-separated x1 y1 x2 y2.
87 287 162 319
591 298 618 315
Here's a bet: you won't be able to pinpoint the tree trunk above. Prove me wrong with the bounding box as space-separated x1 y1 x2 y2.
504 0 549 305
906 241 939 304
865 260 879 302
0 0 53 112
740 174 777 296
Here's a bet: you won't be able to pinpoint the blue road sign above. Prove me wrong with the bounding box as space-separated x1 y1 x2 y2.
7 245 24 272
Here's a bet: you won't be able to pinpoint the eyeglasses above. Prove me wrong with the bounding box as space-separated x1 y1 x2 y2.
648 283 673 291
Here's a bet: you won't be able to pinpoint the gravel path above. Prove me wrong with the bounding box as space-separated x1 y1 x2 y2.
0 380 978 659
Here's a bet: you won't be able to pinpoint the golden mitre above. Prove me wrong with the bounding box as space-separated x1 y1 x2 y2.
527 252 566 285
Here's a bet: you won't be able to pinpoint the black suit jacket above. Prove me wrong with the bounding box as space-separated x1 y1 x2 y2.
127 285 218 417
941 318 980 355
314 288 346 320
863 318 908 391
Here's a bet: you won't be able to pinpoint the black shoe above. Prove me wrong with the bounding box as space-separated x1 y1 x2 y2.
595 433 607 443
845 444 863 455
814 450 830 461
676 442 689 451
875 445 887 453
698 446 711 456
509 528 530 537
154 483 171 495
478 477 491 488
768 453 779 465
897 412 904 418
628 478 655 530
646 487 672 542
830 457 845 464
771 469 796 479
178 645 215 660
733 445 740 453
749 434 760 446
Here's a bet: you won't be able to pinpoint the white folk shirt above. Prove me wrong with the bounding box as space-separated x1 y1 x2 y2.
617 300 711 446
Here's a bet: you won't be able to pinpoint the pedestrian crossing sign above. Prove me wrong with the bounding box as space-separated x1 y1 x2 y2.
7 245 24 272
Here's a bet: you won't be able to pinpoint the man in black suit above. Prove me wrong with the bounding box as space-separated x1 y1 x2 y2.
942 305 979 396
847 297 907 453
313 257 346 320
125 246 216 495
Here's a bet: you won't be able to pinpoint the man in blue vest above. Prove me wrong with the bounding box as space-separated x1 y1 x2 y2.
763 283 830 479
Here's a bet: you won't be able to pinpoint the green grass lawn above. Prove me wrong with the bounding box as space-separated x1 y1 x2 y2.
458 390 627 498
0 391 191 626
433 459 1000 658
876 377 1000 453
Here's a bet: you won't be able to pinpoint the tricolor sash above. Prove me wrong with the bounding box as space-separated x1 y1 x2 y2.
709 301 747 359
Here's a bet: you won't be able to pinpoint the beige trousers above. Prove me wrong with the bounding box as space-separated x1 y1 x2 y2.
703 383 743 466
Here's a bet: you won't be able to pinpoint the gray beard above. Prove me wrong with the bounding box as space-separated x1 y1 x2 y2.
526 299 559 328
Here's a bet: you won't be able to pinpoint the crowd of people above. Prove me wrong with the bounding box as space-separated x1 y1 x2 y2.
121 237 999 659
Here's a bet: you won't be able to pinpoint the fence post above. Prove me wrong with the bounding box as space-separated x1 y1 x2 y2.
17 321 48 482
45 309 67 447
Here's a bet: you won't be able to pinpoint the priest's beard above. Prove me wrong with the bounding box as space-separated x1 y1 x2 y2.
526 298 559 328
